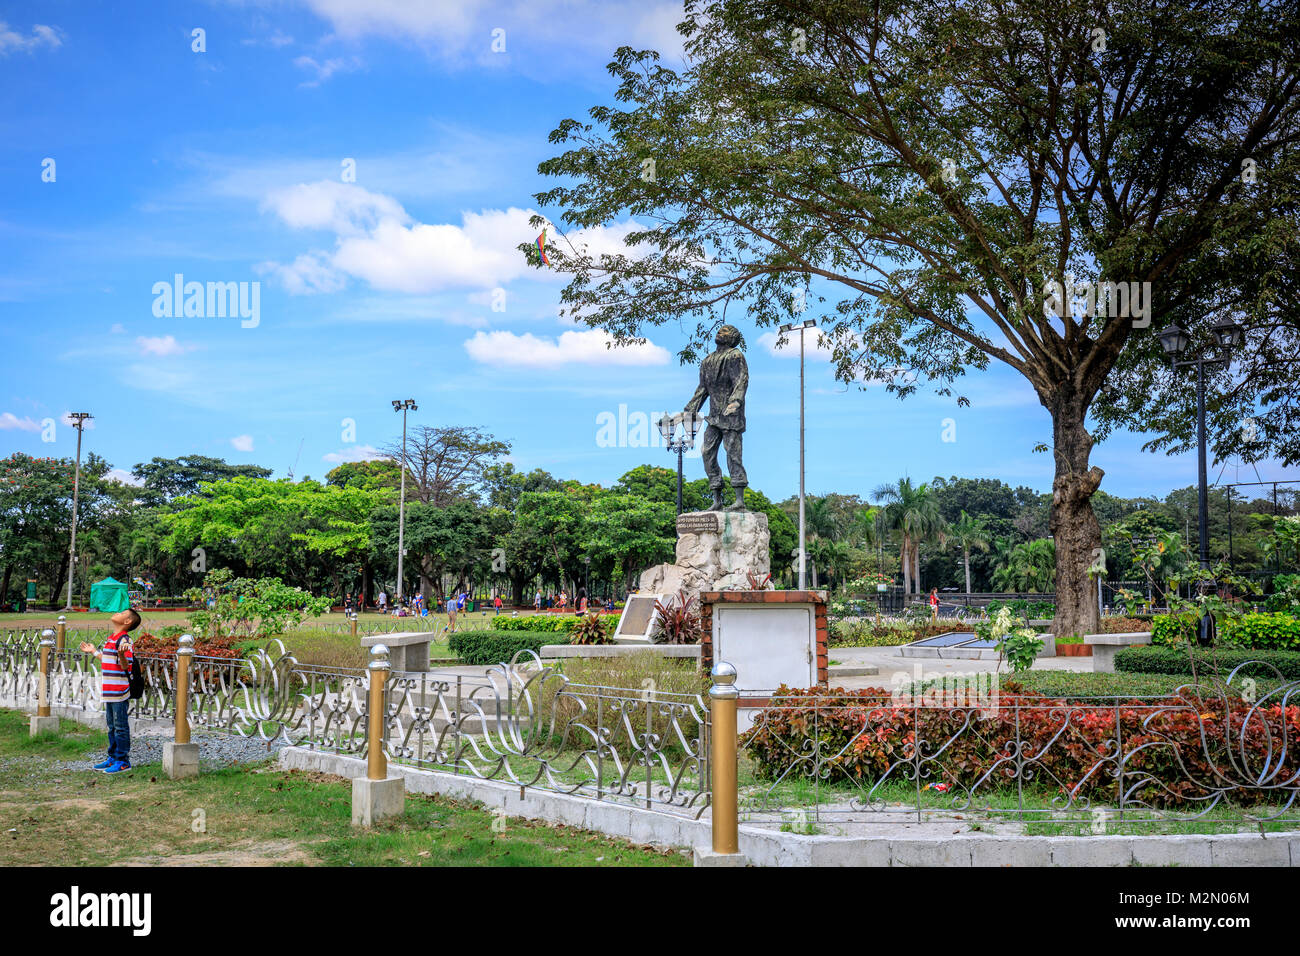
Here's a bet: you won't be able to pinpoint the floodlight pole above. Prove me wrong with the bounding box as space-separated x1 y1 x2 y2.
392 399 417 603
64 412 92 610
781 320 815 590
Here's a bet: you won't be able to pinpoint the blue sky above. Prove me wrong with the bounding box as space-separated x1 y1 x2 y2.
0 1 1285 502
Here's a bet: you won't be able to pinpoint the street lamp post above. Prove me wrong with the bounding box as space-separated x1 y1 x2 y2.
656 412 705 515
779 319 817 589
1158 317 1242 643
391 399 418 604
64 412 93 610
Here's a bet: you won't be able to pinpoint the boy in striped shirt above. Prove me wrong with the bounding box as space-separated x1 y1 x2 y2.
79 608 141 773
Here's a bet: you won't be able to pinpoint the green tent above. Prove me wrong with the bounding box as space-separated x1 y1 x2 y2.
89 577 130 613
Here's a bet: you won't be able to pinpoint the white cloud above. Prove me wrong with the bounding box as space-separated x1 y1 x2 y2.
261 181 406 235
0 22 62 56
463 328 670 368
105 468 143 487
260 185 643 296
286 1 686 67
322 444 386 463
135 334 197 357
0 412 41 431
231 434 255 452
293 54 363 87
256 252 347 295
758 329 835 361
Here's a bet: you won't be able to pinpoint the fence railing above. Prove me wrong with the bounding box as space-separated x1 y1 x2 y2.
4 627 1298 836
0 628 712 817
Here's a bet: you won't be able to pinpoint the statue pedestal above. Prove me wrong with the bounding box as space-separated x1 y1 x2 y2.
638 510 770 600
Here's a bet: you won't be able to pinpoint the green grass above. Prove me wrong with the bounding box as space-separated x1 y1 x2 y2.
0 708 688 867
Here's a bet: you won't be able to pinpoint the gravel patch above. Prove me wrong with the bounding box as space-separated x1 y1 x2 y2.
59 730 290 772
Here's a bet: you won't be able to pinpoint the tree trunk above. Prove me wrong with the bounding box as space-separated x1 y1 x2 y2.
1049 396 1104 638
963 549 972 595
51 562 67 606
900 537 911 594
0 564 10 608
913 546 921 595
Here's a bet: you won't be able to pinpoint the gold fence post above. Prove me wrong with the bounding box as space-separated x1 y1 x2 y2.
175 634 193 745
708 660 740 856
164 634 199 778
367 643 390 781
56 614 66 653
353 643 404 826
30 630 58 736
350 611 358 640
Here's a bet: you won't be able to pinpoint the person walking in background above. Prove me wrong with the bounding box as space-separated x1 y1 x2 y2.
929 587 940 621
494 594 503 615
576 588 588 614
533 590 542 611
378 589 388 613
447 592 458 633
79 608 142 774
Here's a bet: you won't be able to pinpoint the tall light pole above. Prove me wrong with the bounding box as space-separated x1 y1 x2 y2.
64 412 93 610
391 399 417 604
1158 317 1242 643
656 412 705 515
779 318 817 589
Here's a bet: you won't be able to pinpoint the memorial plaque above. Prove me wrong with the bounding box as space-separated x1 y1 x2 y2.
677 512 719 536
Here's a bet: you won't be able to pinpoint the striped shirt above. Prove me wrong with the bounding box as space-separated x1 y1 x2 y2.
101 631 135 702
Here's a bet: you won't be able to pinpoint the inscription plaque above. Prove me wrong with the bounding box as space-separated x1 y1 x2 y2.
676 512 720 536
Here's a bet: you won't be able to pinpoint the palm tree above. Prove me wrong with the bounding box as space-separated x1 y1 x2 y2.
873 478 947 595
947 510 991 594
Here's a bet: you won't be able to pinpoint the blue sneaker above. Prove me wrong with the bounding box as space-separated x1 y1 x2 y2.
93 759 115 770
103 761 131 774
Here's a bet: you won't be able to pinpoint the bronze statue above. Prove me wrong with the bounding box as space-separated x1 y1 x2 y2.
684 324 749 511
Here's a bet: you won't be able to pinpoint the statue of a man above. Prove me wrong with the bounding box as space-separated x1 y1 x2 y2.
684 324 749 511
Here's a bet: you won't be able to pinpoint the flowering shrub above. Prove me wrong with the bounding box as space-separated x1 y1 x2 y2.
743 685 1300 808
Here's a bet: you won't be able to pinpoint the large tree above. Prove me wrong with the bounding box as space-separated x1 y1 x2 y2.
131 455 271 507
530 0 1300 636
384 426 511 507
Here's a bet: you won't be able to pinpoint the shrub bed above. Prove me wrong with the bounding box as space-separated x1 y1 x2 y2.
490 614 618 635
828 618 957 647
1102 616 1154 634
1151 612 1300 650
448 630 571 665
1115 645 1300 681
744 685 1300 808
1001 671 1286 699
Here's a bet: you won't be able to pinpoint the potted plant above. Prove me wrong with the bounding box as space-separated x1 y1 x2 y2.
1054 633 1092 656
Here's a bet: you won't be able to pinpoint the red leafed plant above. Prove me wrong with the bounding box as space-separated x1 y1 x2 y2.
652 590 702 645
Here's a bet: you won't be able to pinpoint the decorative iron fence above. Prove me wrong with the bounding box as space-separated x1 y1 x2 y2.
0 629 712 817
737 666 1300 829
6 626 1298 832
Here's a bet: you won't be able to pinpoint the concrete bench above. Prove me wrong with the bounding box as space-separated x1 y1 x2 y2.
361 632 432 672
1084 632 1152 673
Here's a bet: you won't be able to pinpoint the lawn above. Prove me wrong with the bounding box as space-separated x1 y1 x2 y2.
0 708 688 867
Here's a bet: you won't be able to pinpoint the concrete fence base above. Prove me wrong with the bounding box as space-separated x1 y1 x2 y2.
276 746 1299 867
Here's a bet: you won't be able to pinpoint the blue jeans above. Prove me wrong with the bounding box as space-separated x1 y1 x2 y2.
105 700 131 764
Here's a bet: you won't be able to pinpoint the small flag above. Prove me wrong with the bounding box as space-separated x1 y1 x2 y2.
536 229 550 266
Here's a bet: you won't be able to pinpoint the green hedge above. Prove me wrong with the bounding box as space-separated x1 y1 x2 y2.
1151 611 1300 650
489 614 618 635
1114 645 1300 681
1000 671 1283 699
447 630 571 665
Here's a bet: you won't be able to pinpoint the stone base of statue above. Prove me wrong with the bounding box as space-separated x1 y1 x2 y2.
614 510 770 644
639 510 770 600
